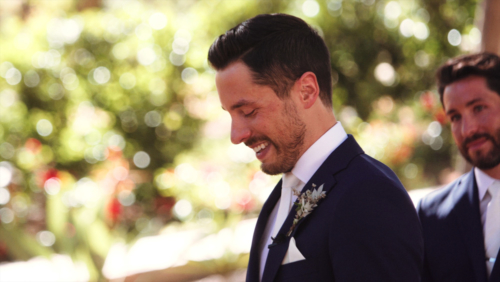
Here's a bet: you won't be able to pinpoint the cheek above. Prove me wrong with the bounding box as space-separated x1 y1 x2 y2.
450 125 463 142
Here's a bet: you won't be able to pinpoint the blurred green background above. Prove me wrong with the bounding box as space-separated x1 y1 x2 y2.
0 0 480 280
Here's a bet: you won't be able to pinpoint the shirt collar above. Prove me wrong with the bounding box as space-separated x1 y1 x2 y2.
287 122 348 184
474 167 498 200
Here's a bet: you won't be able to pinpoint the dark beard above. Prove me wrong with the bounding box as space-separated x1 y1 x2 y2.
460 129 500 170
246 101 306 175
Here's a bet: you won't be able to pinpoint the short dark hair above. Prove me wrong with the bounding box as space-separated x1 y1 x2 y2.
436 52 500 104
208 13 333 107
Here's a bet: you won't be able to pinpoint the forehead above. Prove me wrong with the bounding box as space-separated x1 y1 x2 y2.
215 62 278 110
443 76 494 110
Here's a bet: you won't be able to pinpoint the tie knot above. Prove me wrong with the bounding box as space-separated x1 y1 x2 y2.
282 173 301 190
488 181 500 198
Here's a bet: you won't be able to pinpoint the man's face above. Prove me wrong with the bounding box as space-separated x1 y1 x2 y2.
444 75 500 170
215 62 306 175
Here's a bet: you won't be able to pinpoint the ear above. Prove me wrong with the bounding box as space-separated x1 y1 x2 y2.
296 72 320 109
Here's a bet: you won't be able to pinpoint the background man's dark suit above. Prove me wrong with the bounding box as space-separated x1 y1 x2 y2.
246 136 424 282
418 170 500 282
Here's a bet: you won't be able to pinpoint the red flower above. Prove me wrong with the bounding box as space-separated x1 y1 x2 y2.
434 108 447 124
155 197 175 215
235 190 254 211
420 91 435 111
25 138 42 153
107 198 122 221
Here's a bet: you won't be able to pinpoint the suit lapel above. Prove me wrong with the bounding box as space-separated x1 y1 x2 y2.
453 171 488 282
246 179 282 282
261 135 364 282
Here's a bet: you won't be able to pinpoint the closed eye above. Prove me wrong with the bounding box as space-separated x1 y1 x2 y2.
244 109 256 117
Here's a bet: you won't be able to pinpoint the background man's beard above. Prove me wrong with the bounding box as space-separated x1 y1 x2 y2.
261 102 306 175
460 129 500 170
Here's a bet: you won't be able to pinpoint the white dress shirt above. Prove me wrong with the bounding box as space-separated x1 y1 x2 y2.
258 122 348 280
474 167 497 229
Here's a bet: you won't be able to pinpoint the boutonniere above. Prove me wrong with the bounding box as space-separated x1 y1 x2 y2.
287 183 326 236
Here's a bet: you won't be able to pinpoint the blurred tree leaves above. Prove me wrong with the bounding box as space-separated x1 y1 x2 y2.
0 0 479 279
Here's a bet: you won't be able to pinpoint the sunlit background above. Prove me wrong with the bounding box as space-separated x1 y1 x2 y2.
0 0 486 281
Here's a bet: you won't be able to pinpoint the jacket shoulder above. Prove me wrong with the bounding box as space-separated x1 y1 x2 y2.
417 172 471 217
346 154 404 187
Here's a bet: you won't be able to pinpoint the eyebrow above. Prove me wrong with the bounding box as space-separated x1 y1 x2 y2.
223 99 255 111
445 98 483 116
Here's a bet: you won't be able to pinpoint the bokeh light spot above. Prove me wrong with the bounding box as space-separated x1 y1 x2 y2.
173 199 192 219
430 136 443 150
169 52 185 66
0 89 17 108
448 29 462 46
119 72 136 89
0 62 13 78
135 23 152 41
302 0 320 17
37 119 53 136
374 63 396 86
5 68 22 85
181 68 198 84
0 207 14 223
427 121 442 138
44 177 61 195
414 50 430 68
112 166 128 181
384 2 401 20
48 83 64 100
24 70 40 88
0 162 13 188
413 22 429 40
0 187 10 205
172 38 189 55
37 230 56 247
149 12 168 30
399 19 414 37
137 47 157 66
93 66 111 84
118 191 135 206
144 111 162 127
404 163 418 179
108 134 126 150
175 163 198 183
0 143 15 159
133 151 151 168
112 43 130 60
469 27 481 45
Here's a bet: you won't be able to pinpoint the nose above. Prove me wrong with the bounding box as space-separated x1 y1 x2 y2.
230 119 251 144
461 115 479 138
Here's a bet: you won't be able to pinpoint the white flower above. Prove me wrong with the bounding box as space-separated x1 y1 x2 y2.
287 182 327 236
311 184 325 201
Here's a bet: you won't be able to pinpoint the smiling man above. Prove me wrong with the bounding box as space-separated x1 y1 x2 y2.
418 52 500 282
208 14 423 282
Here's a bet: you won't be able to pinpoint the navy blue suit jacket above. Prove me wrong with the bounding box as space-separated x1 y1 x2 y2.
418 170 500 282
246 135 424 282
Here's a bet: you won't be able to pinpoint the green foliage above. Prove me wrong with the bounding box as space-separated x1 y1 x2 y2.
0 0 478 279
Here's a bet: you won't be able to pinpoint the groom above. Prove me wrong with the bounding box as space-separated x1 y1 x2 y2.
208 14 423 282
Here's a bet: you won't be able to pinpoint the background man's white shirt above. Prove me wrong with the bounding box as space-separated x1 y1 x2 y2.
475 167 496 228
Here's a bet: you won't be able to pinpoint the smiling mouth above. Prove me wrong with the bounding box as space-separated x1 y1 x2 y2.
252 141 269 153
465 136 489 151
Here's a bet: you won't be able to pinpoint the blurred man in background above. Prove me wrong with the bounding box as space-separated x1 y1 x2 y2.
208 13 423 282
418 52 500 282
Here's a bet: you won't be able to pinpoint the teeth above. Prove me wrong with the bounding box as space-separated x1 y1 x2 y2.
253 142 268 153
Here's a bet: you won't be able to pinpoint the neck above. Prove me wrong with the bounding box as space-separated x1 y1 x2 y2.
481 164 500 179
300 108 337 159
